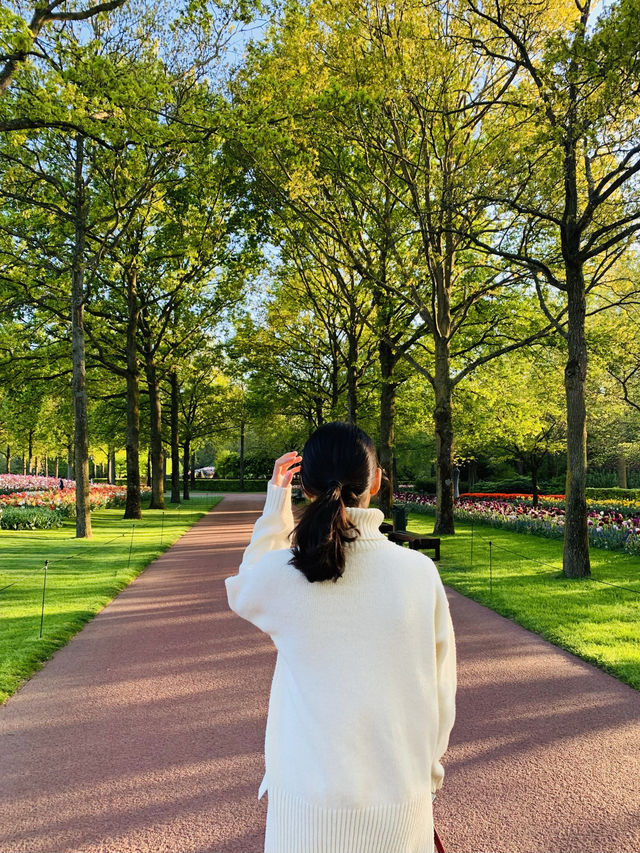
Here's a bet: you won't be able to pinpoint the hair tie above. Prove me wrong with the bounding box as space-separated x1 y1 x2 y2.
327 479 343 492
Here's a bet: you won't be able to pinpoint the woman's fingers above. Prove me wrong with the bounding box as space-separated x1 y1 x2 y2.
282 464 302 486
271 451 302 486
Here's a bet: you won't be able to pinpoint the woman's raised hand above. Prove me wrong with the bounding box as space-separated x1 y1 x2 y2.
270 451 302 488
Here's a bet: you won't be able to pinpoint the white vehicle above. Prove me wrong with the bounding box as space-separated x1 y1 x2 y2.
195 466 216 478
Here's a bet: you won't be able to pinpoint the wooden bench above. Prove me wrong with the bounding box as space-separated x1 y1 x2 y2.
386 531 441 560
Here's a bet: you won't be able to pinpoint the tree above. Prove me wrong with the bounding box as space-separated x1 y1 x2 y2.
0 20 178 533
226 0 562 534
456 347 566 505
0 0 127 100
174 352 243 498
461 0 640 575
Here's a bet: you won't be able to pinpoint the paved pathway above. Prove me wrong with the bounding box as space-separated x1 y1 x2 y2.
1 493 639 852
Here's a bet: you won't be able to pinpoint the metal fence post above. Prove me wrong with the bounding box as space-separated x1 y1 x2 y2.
127 524 136 573
39 560 48 638
489 540 493 595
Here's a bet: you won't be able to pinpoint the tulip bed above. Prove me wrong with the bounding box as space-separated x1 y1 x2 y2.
0 478 152 529
394 492 640 555
0 474 74 494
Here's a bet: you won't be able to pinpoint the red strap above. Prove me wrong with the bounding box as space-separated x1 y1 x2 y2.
434 827 446 853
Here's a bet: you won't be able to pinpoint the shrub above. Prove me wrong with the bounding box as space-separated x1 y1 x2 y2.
214 451 277 479
413 477 437 494
183 478 269 492
0 506 65 530
471 475 561 494
585 487 640 501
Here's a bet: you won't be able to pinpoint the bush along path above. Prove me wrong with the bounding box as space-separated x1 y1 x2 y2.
0 492 638 852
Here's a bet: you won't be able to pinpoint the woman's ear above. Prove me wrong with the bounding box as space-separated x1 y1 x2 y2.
369 466 383 497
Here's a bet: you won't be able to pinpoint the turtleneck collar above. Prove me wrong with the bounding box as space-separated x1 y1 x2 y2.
344 505 387 545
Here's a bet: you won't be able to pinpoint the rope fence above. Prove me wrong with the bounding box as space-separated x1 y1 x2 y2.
466 520 640 598
0 493 218 640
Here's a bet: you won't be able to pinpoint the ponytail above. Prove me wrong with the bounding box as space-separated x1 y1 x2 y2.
287 422 379 583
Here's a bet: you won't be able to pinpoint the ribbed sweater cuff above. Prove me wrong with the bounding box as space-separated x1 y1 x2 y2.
263 481 291 516
264 787 434 853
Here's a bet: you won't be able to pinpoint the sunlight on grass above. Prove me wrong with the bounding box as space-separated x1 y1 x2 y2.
403 512 640 691
0 495 222 704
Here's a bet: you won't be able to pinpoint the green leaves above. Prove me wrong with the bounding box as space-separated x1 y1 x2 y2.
0 6 33 56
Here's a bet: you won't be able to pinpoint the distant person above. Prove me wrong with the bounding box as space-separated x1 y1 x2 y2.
59 478 64 490
226 421 457 853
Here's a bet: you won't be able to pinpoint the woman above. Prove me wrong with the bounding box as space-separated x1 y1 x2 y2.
225 421 456 853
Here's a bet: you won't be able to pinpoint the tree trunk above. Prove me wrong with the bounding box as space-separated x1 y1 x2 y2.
239 421 245 491
433 336 455 535
467 459 477 490
22 453 25 475
71 134 92 538
378 338 397 519
33 455 38 476
170 370 181 503
190 453 196 488
346 324 358 425
124 265 142 520
27 431 33 476
144 356 165 509
44 454 48 477
330 359 340 417
531 462 539 508
616 455 627 489
67 440 72 480
5 446 9 474
55 456 58 478
183 439 190 501
562 262 591 577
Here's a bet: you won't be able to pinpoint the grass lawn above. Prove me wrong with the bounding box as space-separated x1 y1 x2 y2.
404 512 640 691
0 494 223 704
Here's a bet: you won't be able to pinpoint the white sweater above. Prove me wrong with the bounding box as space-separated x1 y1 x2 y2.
225 483 457 853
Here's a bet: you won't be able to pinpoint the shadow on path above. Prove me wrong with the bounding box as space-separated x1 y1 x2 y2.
1 492 638 853
0 494 272 853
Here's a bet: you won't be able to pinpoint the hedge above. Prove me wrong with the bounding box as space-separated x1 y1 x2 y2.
91 478 270 492
178 478 269 492
584 487 640 501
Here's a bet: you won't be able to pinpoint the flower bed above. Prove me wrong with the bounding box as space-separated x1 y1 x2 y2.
460 491 566 499
460 491 640 516
0 474 73 495
0 483 151 514
394 492 640 555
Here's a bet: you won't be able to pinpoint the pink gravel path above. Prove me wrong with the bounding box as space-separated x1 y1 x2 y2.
1 492 638 853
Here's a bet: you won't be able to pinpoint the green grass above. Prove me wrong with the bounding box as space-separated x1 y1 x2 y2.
0 494 222 704
404 513 640 691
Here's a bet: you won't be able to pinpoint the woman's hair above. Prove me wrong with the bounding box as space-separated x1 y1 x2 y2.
288 421 385 583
